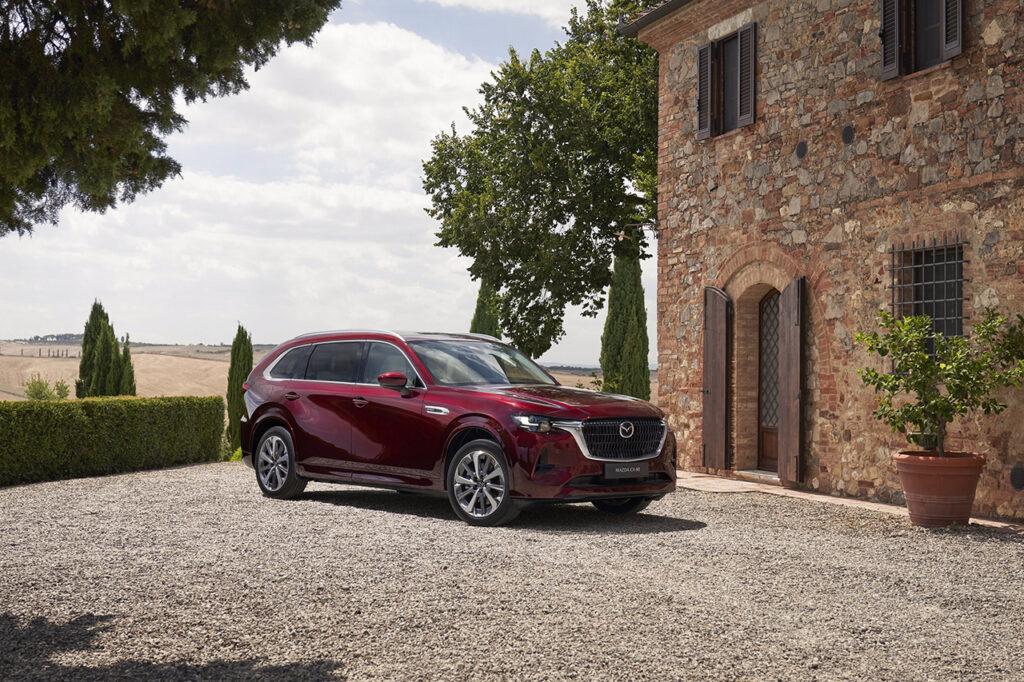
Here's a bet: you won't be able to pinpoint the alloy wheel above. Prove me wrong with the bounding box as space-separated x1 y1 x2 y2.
452 449 506 518
257 435 290 492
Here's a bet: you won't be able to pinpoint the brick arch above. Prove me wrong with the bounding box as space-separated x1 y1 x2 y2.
715 244 801 291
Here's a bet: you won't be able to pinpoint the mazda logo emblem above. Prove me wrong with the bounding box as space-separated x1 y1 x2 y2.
619 422 635 439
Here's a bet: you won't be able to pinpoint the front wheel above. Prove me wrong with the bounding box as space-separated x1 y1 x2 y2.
447 439 519 526
592 497 652 515
255 427 307 499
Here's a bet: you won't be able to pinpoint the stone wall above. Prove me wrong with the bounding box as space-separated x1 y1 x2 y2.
638 0 1024 519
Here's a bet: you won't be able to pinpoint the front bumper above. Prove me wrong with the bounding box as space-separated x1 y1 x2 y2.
510 428 677 501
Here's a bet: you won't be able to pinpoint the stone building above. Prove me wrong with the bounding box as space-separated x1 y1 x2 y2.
622 0 1024 519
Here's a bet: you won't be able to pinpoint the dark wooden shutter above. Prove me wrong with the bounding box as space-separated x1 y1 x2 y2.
697 42 712 140
778 277 804 485
941 0 963 61
702 287 730 469
880 0 902 81
737 23 756 128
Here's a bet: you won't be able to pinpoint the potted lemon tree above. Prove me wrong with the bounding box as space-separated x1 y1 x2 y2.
856 309 1024 527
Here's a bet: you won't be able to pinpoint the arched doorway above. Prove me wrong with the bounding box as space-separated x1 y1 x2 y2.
758 290 781 472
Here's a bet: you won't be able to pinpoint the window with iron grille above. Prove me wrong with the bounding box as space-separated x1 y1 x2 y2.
890 235 965 339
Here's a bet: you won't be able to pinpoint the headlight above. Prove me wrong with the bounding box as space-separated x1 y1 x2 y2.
512 414 553 433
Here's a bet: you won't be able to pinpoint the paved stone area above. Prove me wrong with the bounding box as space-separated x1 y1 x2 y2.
2 462 1023 680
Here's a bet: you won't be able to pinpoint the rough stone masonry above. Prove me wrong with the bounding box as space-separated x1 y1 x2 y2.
633 0 1024 519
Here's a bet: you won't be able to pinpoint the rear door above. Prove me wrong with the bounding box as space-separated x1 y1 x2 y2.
293 341 364 478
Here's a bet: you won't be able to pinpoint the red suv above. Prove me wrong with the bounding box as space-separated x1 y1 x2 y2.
241 331 676 526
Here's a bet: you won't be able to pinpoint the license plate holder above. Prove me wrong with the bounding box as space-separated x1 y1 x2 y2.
604 461 649 480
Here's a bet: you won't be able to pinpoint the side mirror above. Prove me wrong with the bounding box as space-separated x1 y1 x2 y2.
378 371 411 397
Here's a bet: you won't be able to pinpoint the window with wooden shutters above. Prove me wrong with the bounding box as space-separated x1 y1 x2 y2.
880 0 963 81
695 23 756 139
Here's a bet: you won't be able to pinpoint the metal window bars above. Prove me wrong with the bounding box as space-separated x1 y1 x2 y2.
890 233 967 339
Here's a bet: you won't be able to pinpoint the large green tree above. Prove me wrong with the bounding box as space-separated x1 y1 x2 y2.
470 279 501 338
600 252 649 400
227 323 253 451
423 0 658 357
1 0 342 237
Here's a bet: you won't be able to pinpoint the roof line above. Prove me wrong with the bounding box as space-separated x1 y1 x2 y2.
618 0 697 38
295 329 406 342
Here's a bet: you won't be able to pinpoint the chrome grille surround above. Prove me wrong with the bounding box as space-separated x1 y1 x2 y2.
553 418 667 463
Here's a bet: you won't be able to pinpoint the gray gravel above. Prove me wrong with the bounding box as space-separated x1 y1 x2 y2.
2 462 1023 681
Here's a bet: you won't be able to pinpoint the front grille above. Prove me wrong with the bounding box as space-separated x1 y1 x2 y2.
581 418 665 461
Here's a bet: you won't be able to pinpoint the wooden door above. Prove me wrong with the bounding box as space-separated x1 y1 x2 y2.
778 277 805 484
702 287 731 469
758 290 780 471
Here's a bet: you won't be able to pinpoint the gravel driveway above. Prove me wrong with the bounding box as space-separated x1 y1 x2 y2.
2 462 1023 681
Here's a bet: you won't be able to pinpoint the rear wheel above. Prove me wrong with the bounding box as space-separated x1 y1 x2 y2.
447 439 519 526
255 427 307 499
592 497 652 515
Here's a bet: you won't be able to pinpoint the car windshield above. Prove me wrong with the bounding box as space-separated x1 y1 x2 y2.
407 339 556 387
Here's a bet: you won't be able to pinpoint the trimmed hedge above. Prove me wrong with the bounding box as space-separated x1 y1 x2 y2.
0 396 225 487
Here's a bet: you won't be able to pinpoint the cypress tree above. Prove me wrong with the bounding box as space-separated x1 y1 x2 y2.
599 253 650 400
119 334 137 396
88 325 115 397
104 329 123 396
470 280 501 338
227 324 254 451
76 300 109 397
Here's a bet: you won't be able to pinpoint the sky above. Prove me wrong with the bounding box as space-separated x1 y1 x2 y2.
0 0 658 367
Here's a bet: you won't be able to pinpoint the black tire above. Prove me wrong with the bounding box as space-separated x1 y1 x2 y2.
592 497 653 515
446 439 519 526
254 426 307 499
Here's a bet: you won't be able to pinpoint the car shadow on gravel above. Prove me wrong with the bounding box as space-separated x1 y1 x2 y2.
0 613 343 681
302 489 706 534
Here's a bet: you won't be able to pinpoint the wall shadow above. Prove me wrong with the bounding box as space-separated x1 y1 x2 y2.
301 489 706 535
0 613 342 681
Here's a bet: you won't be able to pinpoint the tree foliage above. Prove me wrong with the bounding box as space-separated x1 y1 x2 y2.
1 0 342 237
423 0 659 357
76 299 135 397
227 323 253 451
600 253 649 400
23 373 69 400
470 279 501 338
856 310 1024 456
76 300 109 397
119 334 137 396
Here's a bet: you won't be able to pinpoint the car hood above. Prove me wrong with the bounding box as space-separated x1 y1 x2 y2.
467 384 664 419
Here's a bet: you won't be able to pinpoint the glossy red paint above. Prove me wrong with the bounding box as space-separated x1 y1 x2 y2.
241 331 676 510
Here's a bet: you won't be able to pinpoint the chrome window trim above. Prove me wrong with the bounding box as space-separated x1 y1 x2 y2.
263 342 316 381
263 339 427 388
552 418 667 463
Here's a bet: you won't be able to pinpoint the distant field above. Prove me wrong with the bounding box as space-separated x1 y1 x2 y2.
0 342 656 406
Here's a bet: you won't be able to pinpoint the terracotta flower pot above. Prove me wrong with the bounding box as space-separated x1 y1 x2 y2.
893 451 985 527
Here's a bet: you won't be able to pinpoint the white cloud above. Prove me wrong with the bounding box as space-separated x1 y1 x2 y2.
416 0 582 27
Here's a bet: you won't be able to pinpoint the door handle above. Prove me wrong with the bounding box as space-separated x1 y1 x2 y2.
352 397 369 408
285 392 300 401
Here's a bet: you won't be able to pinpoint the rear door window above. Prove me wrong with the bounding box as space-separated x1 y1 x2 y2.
305 342 363 383
268 345 313 380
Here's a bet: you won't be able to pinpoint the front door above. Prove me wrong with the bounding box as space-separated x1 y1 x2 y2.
758 290 780 472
